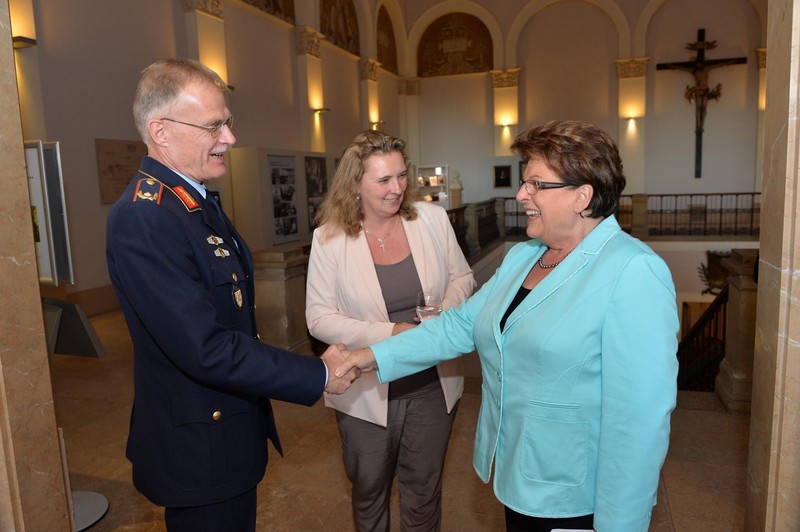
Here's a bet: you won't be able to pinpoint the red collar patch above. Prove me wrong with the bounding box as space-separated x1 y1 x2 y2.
173 186 200 210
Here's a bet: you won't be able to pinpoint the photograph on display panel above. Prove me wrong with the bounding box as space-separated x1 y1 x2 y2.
268 155 299 244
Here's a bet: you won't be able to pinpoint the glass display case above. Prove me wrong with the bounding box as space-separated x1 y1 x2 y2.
416 164 449 210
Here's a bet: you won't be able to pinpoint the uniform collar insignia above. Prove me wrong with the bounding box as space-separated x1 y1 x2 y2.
173 186 200 210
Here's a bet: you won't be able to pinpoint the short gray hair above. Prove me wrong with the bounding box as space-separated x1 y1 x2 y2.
132 58 229 144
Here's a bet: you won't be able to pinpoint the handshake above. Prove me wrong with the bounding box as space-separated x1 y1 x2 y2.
321 344 378 394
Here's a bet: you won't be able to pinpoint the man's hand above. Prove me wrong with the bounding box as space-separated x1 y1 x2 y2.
321 344 359 394
335 348 378 378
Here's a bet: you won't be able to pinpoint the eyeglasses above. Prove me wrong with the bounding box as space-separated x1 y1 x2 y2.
161 115 234 138
519 178 573 193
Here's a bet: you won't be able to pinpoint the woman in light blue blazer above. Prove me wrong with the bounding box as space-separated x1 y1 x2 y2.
336 121 679 532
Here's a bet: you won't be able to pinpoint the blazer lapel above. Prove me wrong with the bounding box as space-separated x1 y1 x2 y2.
497 216 622 336
350 230 390 320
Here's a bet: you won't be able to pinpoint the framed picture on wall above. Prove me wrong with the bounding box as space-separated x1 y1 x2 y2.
494 165 512 188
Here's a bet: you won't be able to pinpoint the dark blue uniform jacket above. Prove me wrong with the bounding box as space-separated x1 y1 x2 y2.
106 156 325 507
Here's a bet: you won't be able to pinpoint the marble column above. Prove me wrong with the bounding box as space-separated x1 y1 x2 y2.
490 68 520 156
715 249 758 412
615 57 648 194
359 58 380 131
745 0 800 528
252 246 312 355
398 77 420 165
294 27 326 153
0 1 70 529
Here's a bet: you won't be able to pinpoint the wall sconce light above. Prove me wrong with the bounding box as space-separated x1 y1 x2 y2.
10 0 38 49
370 120 385 130
312 107 331 115
12 35 37 48
626 116 639 135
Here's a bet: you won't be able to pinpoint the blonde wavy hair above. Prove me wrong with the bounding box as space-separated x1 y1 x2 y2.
315 130 419 239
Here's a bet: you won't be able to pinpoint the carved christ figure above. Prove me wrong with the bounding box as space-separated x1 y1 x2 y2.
657 29 747 134
656 29 747 178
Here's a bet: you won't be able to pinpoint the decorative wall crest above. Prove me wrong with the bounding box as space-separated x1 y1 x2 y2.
359 59 380 82
418 13 492 77
183 0 223 18
320 0 360 56
756 48 766 69
240 0 294 24
377 6 398 75
295 27 321 58
398 78 420 96
615 57 649 78
490 68 521 88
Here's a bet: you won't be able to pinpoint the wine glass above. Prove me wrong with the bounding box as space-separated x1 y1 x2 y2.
416 292 443 322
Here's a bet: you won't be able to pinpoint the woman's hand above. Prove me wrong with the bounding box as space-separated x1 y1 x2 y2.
392 321 416 335
335 347 378 377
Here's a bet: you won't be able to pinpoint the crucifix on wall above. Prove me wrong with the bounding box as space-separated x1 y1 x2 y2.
656 28 747 178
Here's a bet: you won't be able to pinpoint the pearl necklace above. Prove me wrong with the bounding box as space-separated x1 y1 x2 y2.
537 247 569 269
363 216 399 251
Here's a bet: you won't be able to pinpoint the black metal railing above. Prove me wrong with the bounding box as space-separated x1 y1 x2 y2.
447 206 469 257
474 199 500 248
502 198 528 234
633 192 759 237
676 284 729 391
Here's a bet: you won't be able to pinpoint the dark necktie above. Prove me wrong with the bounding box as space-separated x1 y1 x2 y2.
205 193 239 251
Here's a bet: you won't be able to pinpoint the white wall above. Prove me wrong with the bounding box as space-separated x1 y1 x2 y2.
224 2 302 150
416 74 495 204
519 1 618 135
31 0 184 295
646 0 761 194
21 0 764 299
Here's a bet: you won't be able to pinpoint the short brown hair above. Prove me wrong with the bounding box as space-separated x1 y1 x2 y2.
133 58 229 144
511 120 626 218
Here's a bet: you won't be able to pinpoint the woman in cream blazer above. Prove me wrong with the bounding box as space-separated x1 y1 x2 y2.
306 130 474 531
306 200 474 425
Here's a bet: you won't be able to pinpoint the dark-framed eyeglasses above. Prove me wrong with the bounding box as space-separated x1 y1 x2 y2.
519 178 573 193
161 115 234 138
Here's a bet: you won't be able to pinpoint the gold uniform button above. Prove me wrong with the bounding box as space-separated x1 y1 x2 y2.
212 410 222 421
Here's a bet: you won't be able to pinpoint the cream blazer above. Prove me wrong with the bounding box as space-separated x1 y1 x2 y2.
306 201 476 426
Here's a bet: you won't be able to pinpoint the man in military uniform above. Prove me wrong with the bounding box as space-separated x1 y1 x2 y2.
106 58 356 531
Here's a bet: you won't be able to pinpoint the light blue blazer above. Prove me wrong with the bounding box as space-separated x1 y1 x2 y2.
372 216 679 532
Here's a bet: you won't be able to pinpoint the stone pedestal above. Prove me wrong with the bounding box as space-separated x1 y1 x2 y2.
630 193 649 239
449 170 462 208
252 245 312 355
715 248 758 412
495 197 507 238
464 204 481 256
449 187 462 209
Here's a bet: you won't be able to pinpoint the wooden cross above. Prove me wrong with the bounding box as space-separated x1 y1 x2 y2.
656 29 747 178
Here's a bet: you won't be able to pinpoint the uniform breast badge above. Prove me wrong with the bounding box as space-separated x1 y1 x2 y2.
207 235 225 245
214 248 231 258
230 273 242 310
232 286 243 310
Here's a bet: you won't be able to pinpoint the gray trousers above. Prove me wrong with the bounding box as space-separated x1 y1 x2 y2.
335 383 459 532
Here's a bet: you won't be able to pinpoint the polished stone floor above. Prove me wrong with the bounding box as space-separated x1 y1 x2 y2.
50 311 749 531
